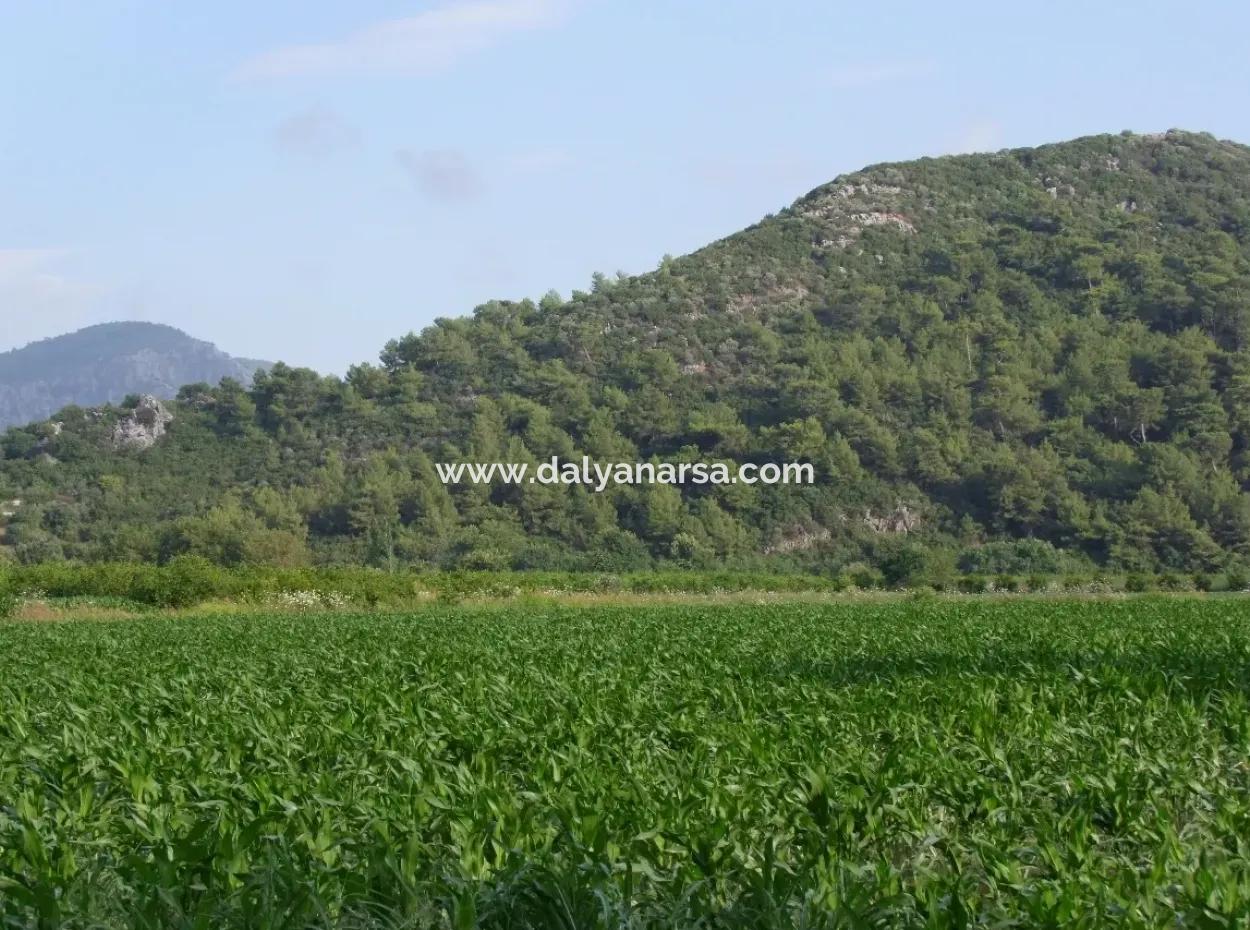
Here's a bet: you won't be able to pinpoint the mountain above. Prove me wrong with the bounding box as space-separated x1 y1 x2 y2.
0 322 269 429
3 130 1250 577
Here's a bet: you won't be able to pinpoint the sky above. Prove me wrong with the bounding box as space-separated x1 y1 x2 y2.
2 0 1249 373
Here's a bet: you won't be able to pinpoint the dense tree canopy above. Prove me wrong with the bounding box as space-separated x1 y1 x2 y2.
3 130 1250 575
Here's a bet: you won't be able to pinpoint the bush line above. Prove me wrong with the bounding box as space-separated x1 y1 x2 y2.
1 558 1247 615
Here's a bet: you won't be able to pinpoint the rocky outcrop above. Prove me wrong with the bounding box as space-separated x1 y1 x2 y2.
863 503 922 535
763 526 832 555
111 395 174 450
798 174 919 253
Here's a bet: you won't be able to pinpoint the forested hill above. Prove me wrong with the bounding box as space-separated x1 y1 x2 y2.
3 129 1250 577
0 322 268 429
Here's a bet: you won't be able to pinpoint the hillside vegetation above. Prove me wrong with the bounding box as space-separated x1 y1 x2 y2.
3 130 1250 577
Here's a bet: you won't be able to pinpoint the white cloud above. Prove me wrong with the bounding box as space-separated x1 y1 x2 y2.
235 0 571 80
827 59 935 89
397 148 484 203
0 250 107 351
274 107 359 156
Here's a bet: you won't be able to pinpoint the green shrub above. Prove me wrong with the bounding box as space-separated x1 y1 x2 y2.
1025 574 1049 593
878 543 957 590
992 574 1019 593
958 574 989 594
1125 574 1152 593
878 545 928 589
957 539 1091 576
1158 572 1190 592
846 566 883 590
133 556 225 608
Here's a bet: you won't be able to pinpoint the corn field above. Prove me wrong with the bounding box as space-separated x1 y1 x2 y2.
2 598 1250 927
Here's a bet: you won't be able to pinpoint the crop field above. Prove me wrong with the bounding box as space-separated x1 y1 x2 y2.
3 599 1250 928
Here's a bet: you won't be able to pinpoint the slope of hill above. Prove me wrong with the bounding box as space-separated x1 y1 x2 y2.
0 322 268 429
3 130 1250 576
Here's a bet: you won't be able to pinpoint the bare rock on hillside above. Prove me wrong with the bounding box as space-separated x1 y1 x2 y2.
111 395 173 450
863 503 921 535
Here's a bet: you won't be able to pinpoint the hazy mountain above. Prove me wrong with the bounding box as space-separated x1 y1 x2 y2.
0 322 269 429
4 131 1250 575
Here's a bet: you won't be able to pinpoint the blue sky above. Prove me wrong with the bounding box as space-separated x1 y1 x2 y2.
2 0 1248 373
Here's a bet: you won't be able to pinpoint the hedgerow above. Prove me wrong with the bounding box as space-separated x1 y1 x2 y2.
4 563 1250 614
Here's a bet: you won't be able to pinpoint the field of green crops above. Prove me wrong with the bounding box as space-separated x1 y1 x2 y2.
3 599 1250 928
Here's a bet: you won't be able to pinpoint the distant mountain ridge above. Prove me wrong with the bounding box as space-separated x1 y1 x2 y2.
0 322 269 429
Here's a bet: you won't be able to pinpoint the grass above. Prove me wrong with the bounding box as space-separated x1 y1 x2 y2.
2 598 1249 927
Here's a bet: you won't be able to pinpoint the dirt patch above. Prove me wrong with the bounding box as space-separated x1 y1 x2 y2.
12 601 146 623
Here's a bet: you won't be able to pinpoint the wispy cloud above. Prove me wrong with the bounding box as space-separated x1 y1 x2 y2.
235 0 571 80
397 148 484 203
827 59 935 89
274 107 359 156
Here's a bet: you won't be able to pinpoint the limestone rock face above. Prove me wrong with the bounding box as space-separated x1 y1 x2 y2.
863 504 921 535
111 395 174 450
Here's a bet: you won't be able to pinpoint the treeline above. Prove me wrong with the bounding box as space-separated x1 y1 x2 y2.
4 131 1250 575
1 560 1246 618
0 561 841 612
